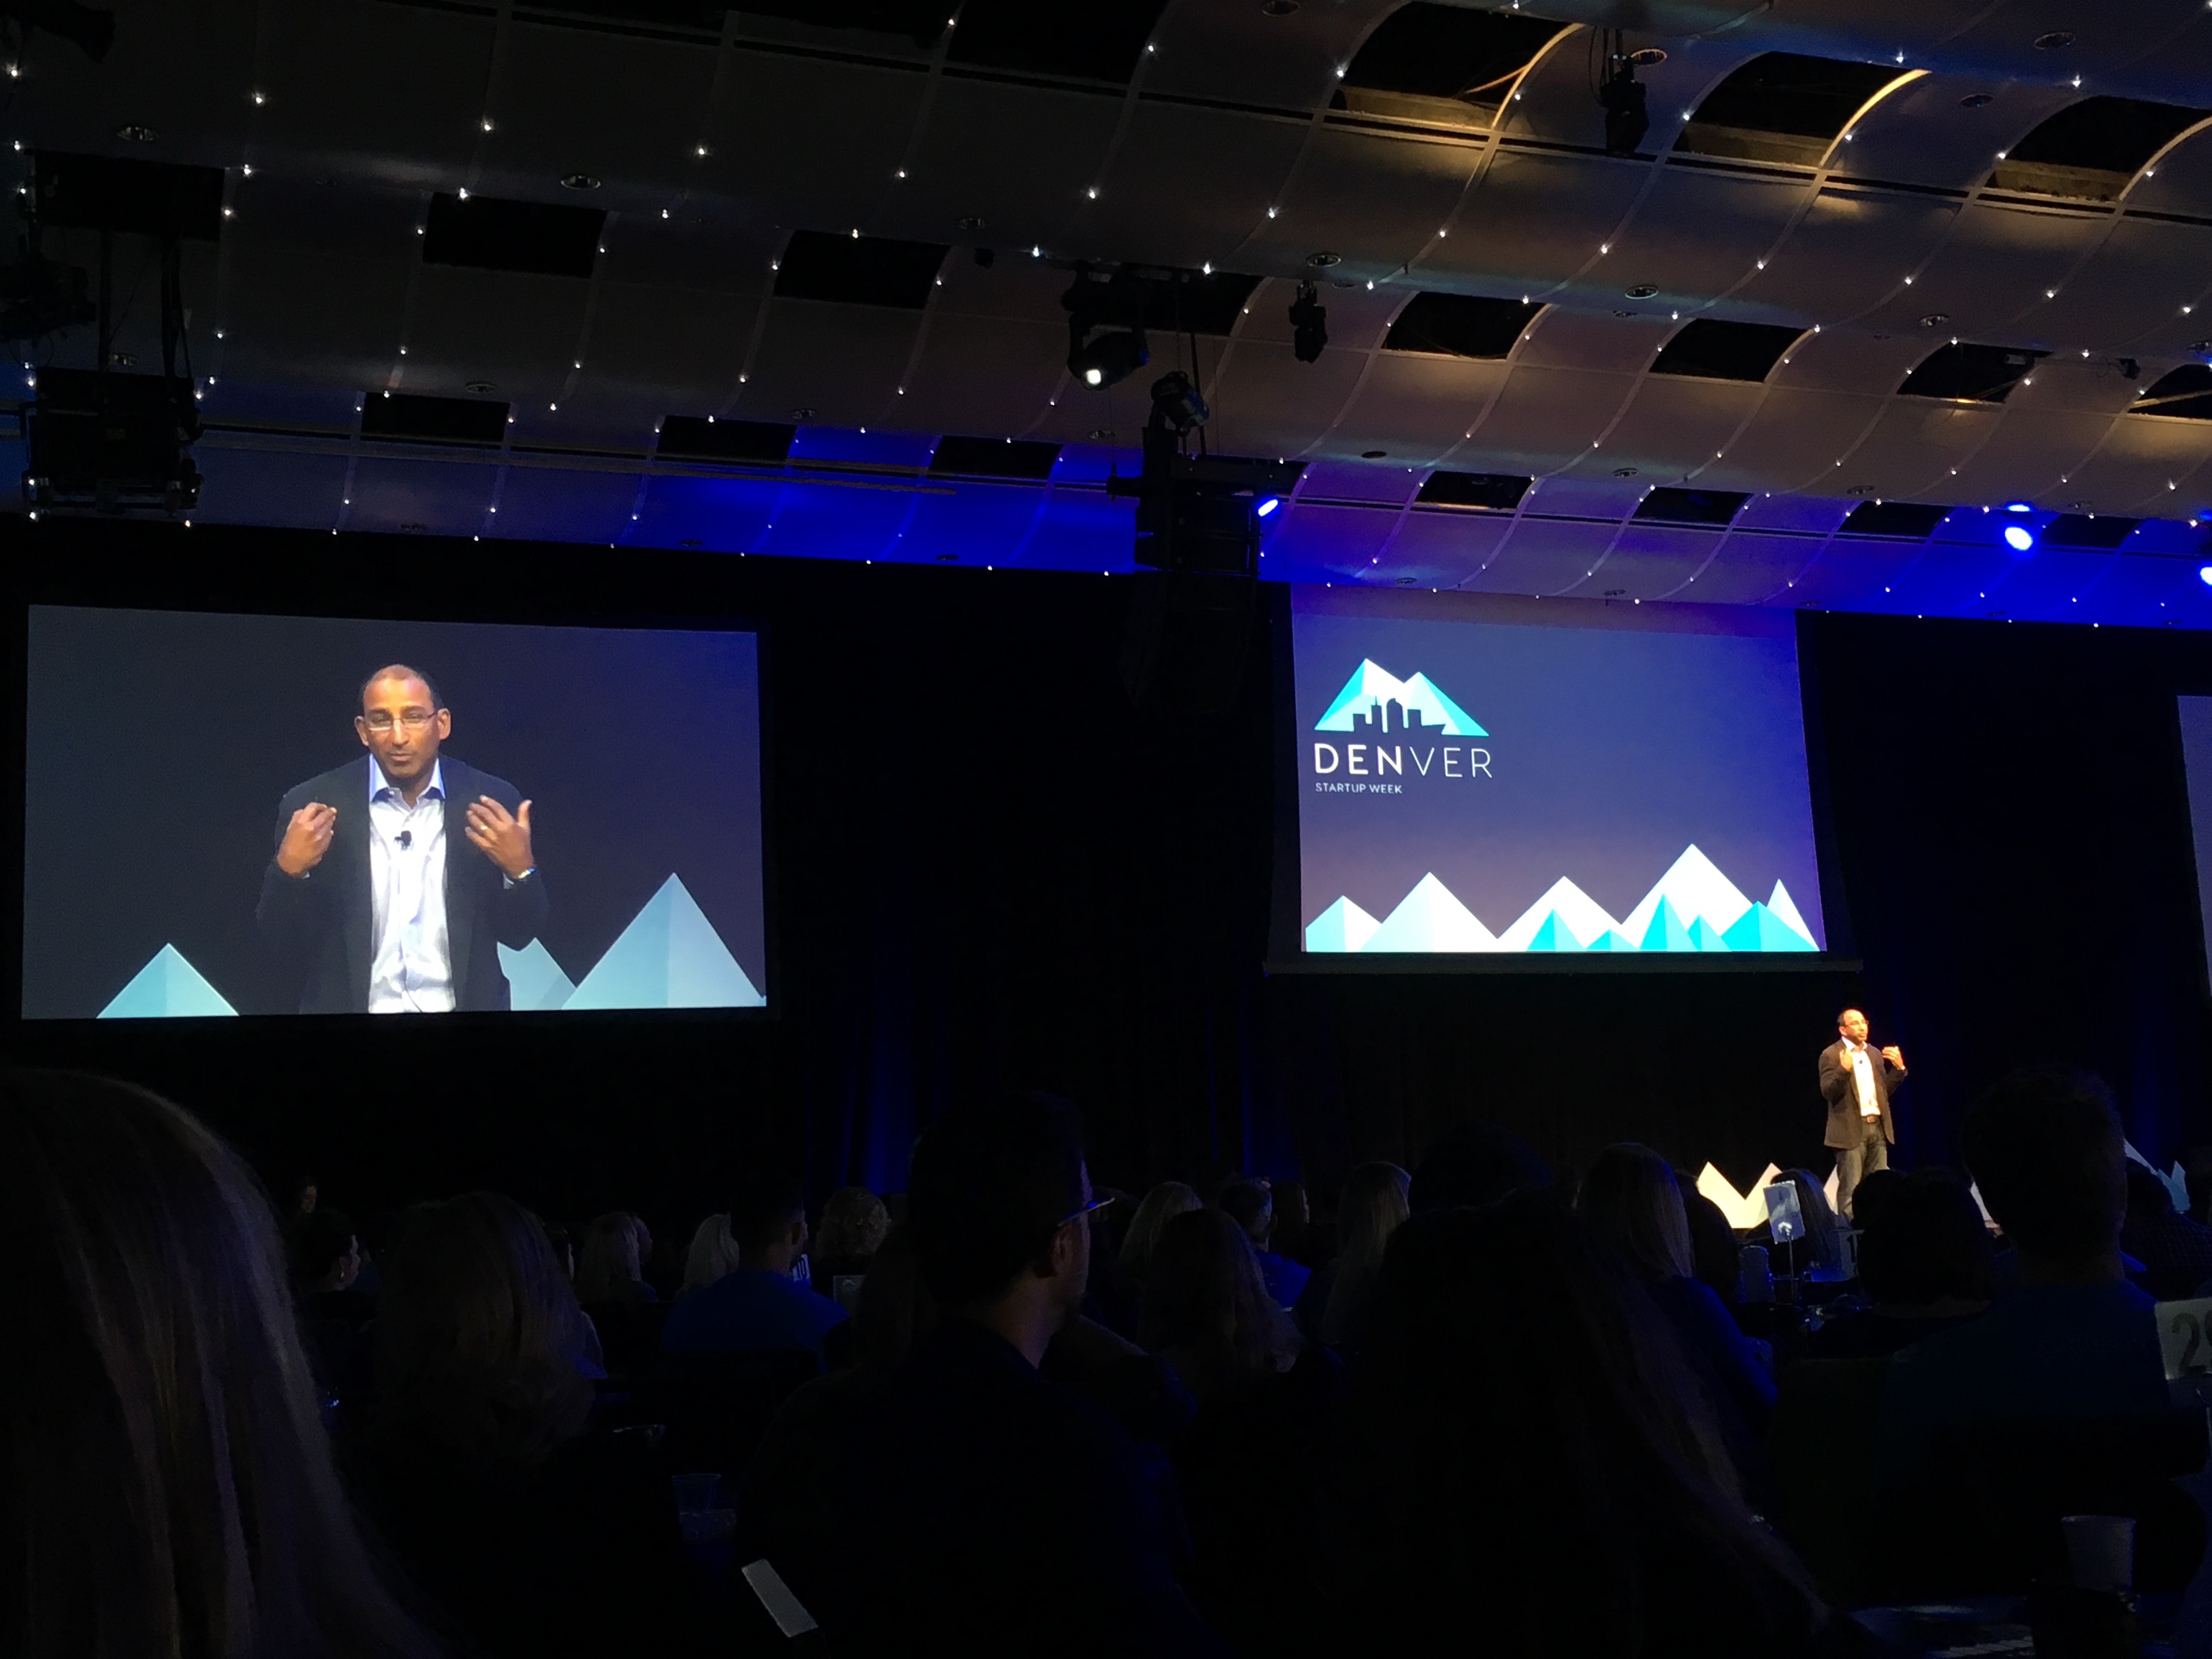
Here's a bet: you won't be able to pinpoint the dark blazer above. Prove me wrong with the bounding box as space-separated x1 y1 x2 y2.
256 754 548 1013
1819 1037 1906 1150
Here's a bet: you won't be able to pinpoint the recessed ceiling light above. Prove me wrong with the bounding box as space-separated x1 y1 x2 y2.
1625 284 1658 299
1627 48 1667 65
115 124 155 143
561 173 600 190
1361 449 1387 458
1612 466 1638 477
792 407 816 420
1306 251 1341 267
2033 29 2074 48
957 215 985 230
1919 313 1949 327
465 381 494 393
1960 93 1994 109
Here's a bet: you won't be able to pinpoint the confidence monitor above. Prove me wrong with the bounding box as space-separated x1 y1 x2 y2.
22 606 769 1018
1278 587 1841 968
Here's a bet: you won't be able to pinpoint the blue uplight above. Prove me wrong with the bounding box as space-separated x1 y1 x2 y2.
1256 496 1281 517
2200 565 2212 585
2003 524 2035 552
2004 501 2033 513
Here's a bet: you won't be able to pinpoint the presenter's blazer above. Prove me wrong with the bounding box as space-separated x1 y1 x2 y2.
1818 1039 1906 1152
256 754 548 1013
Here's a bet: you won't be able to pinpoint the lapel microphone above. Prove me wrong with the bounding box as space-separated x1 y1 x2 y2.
397 829 412 850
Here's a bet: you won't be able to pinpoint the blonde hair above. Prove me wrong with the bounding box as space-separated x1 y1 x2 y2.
575 1210 652 1302
1578 1144 1695 1282
0 1069 436 1658
1120 1181 1203 1276
1336 1162 1412 1278
680 1212 742 1295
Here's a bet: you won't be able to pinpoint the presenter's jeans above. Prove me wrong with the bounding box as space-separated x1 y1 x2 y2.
1835 1120 1887 1218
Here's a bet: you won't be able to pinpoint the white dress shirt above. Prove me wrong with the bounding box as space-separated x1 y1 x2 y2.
367 758 454 1013
1845 1039 1879 1118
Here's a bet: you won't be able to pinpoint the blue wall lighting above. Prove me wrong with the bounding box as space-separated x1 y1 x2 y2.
2003 524 2035 553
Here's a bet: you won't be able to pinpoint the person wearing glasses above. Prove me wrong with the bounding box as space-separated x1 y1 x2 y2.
256 663 547 1013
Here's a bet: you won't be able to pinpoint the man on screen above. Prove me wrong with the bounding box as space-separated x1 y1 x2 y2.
256 664 547 1013
1820 1008 1907 1219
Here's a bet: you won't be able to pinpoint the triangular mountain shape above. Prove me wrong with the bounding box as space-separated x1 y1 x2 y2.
1526 912 1586 952
1639 899 1697 953
1686 916 1731 952
99 944 238 1018
1364 873 1498 952
1584 929 1639 952
1314 661 1486 736
498 939 578 1011
1722 903 1817 953
1620 845 1756 944
1498 878 1621 951
1305 896 1381 954
1766 881 1819 949
565 875 765 1009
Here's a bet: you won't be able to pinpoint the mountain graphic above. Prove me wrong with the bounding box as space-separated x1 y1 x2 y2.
1316 660 1487 736
498 939 578 1012
1306 848 1820 955
565 873 765 1009
99 944 238 1018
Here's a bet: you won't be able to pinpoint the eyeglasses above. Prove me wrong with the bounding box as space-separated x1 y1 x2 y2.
360 710 437 733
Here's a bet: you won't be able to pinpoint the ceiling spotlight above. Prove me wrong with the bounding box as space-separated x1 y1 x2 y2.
116 123 154 143
2005 501 2032 512
2033 30 2074 48
1289 281 1327 363
2200 565 2212 585
1071 329 1147 388
1919 313 1949 328
2004 524 2035 552
1149 370 1209 435
1626 284 1658 299
1960 93 1994 108
562 173 601 190
1305 250 1341 268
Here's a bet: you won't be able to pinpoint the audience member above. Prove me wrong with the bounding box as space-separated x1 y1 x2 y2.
833 1094 1223 1655
294 1203 367 1295
1675 1171 1745 1306
1407 1119 1551 1214
2122 1159 2212 1301
292 1204 378 1408
1809 1171 1996 1358
1271 1179 1315 1263
1579 1144 1775 1438
1142 1207 1302 1402
1120 1180 1203 1283
349 1190 707 1656
1301 1161 1409 1349
1881 1068 2168 1475
1771 1169 1851 1278
678 1210 741 1297
1847 1167 1906 1234
1336 1193 1838 1655
814 1184 891 1281
1142 1212 1345 1658
661 1168 846 1358
575 1210 658 1305
1215 1178 1312 1311
0 1070 437 1659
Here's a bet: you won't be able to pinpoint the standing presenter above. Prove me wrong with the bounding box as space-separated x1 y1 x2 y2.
257 664 547 1013
1819 1007 1906 1219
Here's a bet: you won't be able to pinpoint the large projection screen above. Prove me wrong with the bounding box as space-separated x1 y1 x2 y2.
1289 588 1831 964
24 605 768 1018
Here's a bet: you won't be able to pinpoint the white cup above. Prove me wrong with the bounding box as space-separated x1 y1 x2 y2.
2061 1513 2135 1595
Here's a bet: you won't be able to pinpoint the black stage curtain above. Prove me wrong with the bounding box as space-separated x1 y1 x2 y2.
7 520 2210 1237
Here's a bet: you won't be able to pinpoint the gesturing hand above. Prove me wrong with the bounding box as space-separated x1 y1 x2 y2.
464 796 534 879
1880 1045 1904 1069
276 803 337 877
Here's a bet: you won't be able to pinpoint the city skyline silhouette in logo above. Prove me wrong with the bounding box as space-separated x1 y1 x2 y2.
1315 659 1488 738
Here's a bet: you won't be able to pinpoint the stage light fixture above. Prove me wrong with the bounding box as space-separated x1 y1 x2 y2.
1257 496 1281 517
1149 370 1208 435
2200 565 2212 585
1070 329 1148 388
1289 281 1327 363
2005 501 2032 512
2003 524 2035 552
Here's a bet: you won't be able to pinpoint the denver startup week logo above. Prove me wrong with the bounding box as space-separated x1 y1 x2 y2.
1311 659 1491 792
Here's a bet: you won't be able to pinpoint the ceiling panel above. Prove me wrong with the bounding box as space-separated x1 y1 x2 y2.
1569 524 1722 599
1679 532 1821 604
631 473 780 554
1466 516 1620 596
1695 386 1882 492
1734 189 1960 322
2056 219 2212 352
1265 502 1397 575
1447 150 1648 296
343 453 498 537
1466 364 1635 469
1587 375 1764 478
492 463 641 546
1781 540 1929 608
490 24 717 189
1333 353 1505 464
703 55 928 233
1897 200 2112 340
258 1 490 173
194 443 348 529
1584 169 1805 309
895 81 1124 258
1836 400 2006 497
1243 126 1477 283
1089 104 1308 270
